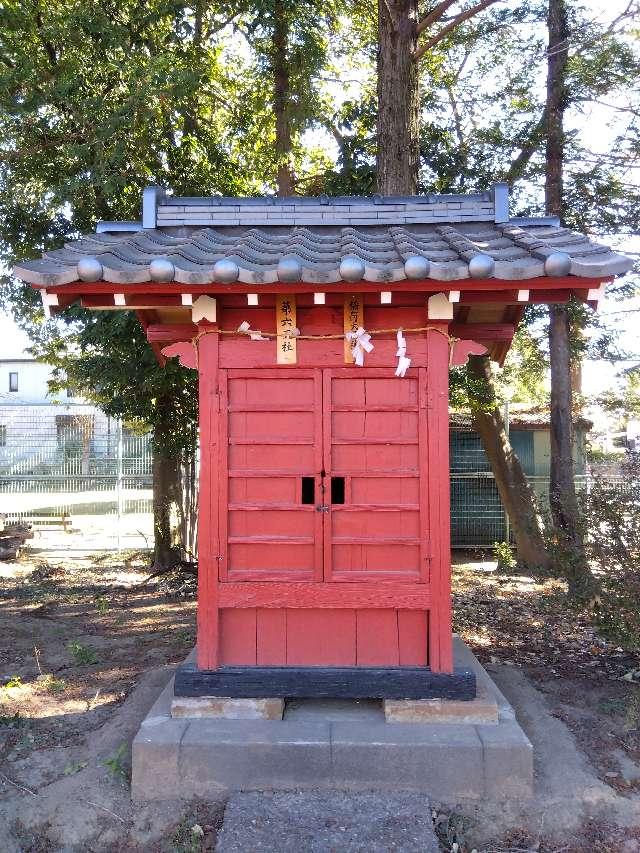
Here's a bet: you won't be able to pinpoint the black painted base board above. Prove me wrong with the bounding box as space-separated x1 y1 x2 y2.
174 663 476 701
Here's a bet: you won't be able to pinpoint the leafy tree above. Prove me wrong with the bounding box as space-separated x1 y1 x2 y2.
0 0 259 566
375 0 505 194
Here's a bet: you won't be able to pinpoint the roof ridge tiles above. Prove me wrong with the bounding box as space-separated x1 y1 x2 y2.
11 216 634 287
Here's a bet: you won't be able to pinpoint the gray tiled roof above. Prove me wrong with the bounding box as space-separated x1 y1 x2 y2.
13 220 632 288
13 186 633 287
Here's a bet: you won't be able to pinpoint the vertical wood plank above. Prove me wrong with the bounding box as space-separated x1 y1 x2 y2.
425 326 454 672
313 370 324 582
356 610 400 666
196 328 221 670
286 609 356 665
398 610 428 666
276 294 297 364
418 367 430 585
219 609 257 665
256 609 287 665
322 369 333 582
217 371 229 581
343 294 364 364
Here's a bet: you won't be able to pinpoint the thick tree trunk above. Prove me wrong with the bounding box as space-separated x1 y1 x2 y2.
152 445 181 569
548 306 594 596
273 1 294 196
376 0 420 195
468 355 551 573
544 0 567 218
545 0 595 598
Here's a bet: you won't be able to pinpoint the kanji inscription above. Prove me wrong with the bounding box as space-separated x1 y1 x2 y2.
276 294 297 364
343 294 364 364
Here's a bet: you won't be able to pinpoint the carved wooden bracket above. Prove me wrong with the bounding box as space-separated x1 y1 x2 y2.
160 342 198 370
450 339 487 366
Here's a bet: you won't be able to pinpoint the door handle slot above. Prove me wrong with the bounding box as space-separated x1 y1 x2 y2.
331 476 345 505
301 477 315 504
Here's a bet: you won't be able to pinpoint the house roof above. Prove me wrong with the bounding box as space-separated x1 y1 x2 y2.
450 411 593 430
13 186 633 288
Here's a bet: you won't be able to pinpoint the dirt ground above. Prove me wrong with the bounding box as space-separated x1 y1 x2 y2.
0 548 639 852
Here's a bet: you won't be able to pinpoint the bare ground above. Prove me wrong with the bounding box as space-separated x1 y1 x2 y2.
0 549 639 852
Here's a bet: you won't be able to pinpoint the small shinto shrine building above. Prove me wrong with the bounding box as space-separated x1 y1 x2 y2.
14 184 632 703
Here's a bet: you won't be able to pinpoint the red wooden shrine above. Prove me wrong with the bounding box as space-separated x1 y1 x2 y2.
14 186 631 699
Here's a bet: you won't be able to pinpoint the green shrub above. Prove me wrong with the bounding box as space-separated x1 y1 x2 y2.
581 456 640 649
493 540 517 572
67 641 99 665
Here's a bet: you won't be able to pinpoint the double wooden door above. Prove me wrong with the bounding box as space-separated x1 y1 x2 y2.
219 367 430 585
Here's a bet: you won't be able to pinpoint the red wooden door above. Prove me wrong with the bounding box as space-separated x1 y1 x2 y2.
219 367 429 584
216 367 431 667
219 369 323 583
323 369 429 584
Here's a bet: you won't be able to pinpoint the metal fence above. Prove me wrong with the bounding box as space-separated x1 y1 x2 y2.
0 407 153 549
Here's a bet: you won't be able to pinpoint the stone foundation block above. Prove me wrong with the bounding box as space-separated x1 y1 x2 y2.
384 686 498 724
171 696 284 720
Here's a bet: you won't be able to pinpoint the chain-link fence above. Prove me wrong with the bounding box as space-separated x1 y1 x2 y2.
0 406 153 549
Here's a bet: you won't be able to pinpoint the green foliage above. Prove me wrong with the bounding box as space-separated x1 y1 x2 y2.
94 595 109 615
67 641 99 665
37 674 66 694
2 676 23 689
102 742 129 781
493 541 517 572
581 456 640 649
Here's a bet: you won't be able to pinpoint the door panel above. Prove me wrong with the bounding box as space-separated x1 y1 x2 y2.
323 369 429 583
331 444 419 472
220 369 323 582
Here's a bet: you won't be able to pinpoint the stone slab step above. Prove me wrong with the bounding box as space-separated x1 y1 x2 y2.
215 791 439 853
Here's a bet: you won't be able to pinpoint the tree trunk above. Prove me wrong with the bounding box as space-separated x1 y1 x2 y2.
544 0 567 219
152 444 181 569
548 306 594 596
273 1 294 196
467 355 551 573
545 0 595 598
182 0 203 139
376 0 420 195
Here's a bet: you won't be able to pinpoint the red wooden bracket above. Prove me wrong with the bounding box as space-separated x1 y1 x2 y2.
450 339 488 366
160 341 197 370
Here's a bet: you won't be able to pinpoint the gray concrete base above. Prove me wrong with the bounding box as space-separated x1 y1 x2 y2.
131 637 532 802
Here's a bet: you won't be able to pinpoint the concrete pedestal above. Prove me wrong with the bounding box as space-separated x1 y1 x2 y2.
131 637 532 802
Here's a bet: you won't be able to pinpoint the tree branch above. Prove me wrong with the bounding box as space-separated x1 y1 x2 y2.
417 0 458 35
35 12 58 67
413 0 502 62
503 108 548 185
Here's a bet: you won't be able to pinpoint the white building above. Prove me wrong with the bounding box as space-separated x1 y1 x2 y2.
0 357 113 475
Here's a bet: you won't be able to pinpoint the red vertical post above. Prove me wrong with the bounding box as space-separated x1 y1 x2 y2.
197 328 220 670
425 326 453 673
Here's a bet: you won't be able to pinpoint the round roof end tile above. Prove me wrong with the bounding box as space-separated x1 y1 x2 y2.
339 255 365 282
213 258 239 283
545 251 572 277
149 257 175 282
277 255 302 283
404 255 430 280
77 256 103 282
468 253 495 279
